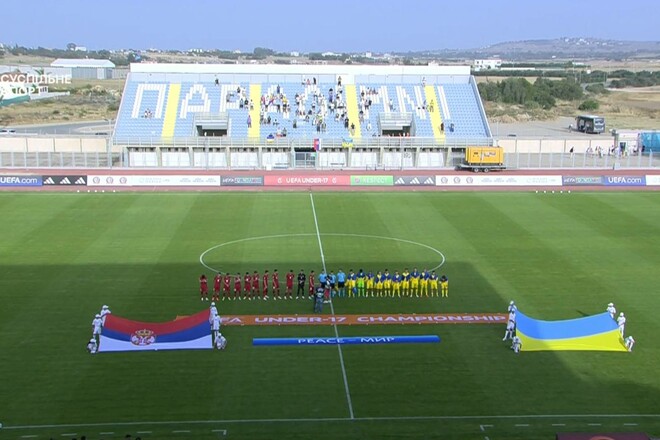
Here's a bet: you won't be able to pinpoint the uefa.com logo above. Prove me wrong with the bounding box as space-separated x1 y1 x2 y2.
0 73 72 84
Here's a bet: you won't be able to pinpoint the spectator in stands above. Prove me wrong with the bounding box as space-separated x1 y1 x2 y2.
247 114 252 129
345 118 350 129
450 122 455 133
440 122 445 132
313 77 317 85
350 122 356 135
267 115 272 125
422 76 426 86
389 99 394 111
293 120 298 129
367 121 372 132
214 78 219 86
282 127 288 137
338 76 342 86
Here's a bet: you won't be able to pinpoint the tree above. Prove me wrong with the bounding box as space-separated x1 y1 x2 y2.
253 47 274 57
578 99 599 111
66 42 77 51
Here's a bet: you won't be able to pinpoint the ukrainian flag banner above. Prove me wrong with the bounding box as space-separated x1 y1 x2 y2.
516 311 626 352
98 310 212 352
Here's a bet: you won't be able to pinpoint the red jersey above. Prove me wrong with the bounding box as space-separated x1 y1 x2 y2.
309 273 315 292
262 273 269 290
234 276 242 291
244 274 251 290
223 275 231 291
214 275 221 292
286 272 294 288
251 274 259 288
273 272 280 287
200 277 208 293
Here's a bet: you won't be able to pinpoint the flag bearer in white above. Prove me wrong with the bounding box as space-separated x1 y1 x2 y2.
503 318 515 341
607 302 616 319
511 335 522 353
87 338 98 354
92 314 103 338
209 302 218 322
215 333 227 350
100 305 112 325
624 336 635 352
211 314 221 341
617 312 626 337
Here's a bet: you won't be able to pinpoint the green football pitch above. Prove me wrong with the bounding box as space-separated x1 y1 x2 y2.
0 191 659 440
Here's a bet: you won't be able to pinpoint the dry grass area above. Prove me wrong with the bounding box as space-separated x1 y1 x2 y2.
0 54 58 66
0 80 124 126
484 86 660 130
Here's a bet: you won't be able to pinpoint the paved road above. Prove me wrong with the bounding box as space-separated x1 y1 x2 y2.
492 117 610 139
6 120 114 135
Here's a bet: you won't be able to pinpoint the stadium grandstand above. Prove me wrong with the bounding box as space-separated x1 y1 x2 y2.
113 64 492 168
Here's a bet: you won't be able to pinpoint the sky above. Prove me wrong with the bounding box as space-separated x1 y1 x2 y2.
2 0 658 53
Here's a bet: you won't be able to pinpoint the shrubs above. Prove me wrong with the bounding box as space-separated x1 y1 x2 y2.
578 99 600 111
477 77 583 109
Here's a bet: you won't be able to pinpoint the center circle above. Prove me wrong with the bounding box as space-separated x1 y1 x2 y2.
199 233 445 274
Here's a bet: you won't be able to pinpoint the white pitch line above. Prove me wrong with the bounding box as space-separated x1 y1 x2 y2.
552 423 566 426
588 423 602 426
199 233 446 274
100 432 114 435
137 430 153 433
173 430 191 433
310 192 355 420
61 434 77 437
624 423 638 426
4 414 660 430
515 423 529 427
20 436 38 439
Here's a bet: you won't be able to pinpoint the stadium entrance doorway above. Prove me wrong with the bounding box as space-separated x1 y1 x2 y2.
195 112 229 137
379 112 415 137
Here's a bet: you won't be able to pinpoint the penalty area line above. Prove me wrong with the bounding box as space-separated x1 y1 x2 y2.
4 414 660 430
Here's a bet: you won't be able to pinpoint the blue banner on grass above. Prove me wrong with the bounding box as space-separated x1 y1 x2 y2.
253 335 441 346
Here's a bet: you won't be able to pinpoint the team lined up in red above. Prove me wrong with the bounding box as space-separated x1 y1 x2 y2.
199 270 315 301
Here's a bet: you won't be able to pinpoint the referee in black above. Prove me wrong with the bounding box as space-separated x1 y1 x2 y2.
297 269 306 299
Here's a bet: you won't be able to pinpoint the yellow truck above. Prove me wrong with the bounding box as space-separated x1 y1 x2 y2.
457 146 506 172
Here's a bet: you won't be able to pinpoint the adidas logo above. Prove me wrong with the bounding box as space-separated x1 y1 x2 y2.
74 177 86 185
60 177 71 185
424 177 434 185
43 177 55 185
410 178 420 185
394 178 405 185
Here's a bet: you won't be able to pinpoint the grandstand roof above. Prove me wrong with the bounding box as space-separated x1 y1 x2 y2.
51 59 115 68
130 63 470 76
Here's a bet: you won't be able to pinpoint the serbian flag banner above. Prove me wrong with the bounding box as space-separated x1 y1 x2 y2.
98 310 212 352
313 138 321 151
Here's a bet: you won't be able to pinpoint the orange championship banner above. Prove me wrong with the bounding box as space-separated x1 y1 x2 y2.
219 313 506 326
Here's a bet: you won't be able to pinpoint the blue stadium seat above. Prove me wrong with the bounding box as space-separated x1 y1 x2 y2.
114 74 491 142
